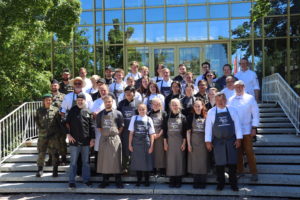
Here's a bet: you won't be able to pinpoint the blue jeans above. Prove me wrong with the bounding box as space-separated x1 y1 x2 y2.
69 145 90 184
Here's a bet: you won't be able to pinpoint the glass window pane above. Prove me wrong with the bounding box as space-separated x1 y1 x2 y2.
125 9 143 23
290 0 300 14
105 46 123 68
179 47 201 75
154 48 175 75
105 25 123 44
145 0 164 6
167 22 186 42
96 11 102 24
105 0 122 9
95 26 103 44
81 0 93 10
166 0 185 5
167 7 185 21
146 23 165 42
269 0 287 15
80 12 94 25
231 3 251 17
210 4 228 18
188 6 207 20
205 44 228 77
75 47 94 76
254 40 263 81
231 19 251 39
96 47 103 74
188 0 206 4
254 19 262 38
209 20 229 39
188 21 208 40
125 0 143 8
96 0 102 9
290 16 300 36
127 47 149 68
146 8 164 22
290 38 300 94
76 27 94 45
126 24 144 43
105 10 122 24
209 0 228 3
231 40 251 72
264 17 287 37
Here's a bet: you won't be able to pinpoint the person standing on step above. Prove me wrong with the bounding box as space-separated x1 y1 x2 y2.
187 100 208 189
164 81 183 114
137 76 150 102
96 95 124 188
124 61 142 82
205 92 242 191
35 94 61 178
128 103 155 187
151 64 165 83
109 68 126 103
79 67 93 93
228 80 259 182
216 64 238 91
118 76 142 103
117 86 139 174
104 65 115 86
181 83 196 116
173 64 187 83
148 98 167 176
163 99 187 188
157 68 173 97
66 93 95 188
59 68 73 94
194 80 209 105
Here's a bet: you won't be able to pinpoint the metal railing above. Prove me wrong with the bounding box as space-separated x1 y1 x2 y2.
262 73 300 135
0 102 42 164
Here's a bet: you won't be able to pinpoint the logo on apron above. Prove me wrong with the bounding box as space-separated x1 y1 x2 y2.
218 116 230 127
124 110 134 119
103 118 112 128
194 119 204 132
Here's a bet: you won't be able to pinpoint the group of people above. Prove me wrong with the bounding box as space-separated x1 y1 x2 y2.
35 58 260 191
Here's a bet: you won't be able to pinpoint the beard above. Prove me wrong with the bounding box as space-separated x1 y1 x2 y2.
51 89 58 93
74 87 82 93
62 77 69 81
77 103 86 109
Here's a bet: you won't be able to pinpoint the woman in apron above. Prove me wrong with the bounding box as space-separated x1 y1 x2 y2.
96 95 124 188
143 82 165 111
187 100 208 189
128 104 155 187
181 83 196 116
148 98 167 176
163 98 188 188
164 81 183 113
117 86 139 174
151 64 164 83
205 93 242 191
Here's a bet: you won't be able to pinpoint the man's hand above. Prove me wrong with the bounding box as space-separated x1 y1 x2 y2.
164 142 168 152
234 139 241 149
251 128 257 137
67 134 76 144
188 145 192 152
129 145 134 152
148 146 154 154
90 139 95 147
181 143 186 151
206 142 213 152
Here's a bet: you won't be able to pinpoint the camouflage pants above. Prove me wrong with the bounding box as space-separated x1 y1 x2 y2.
47 133 67 157
37 136 59 167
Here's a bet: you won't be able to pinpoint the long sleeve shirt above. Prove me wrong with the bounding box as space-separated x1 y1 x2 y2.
235 69 260 97
205 106 243 142
60 91 93 114
228 93 260 135
163 112 188 139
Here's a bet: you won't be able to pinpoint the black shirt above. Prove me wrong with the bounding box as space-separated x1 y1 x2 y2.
163 112 187 139
186 113 205 130
59 81 73 94
105 78 114 86
181 96 196 116
173 75 184 83
92 92 116 101
194 92 209 105
66 106 95 146
164 93 184 113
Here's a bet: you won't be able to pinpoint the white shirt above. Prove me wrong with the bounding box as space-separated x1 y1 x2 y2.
151 76 163 83
157 79 173 91
128 115 155 134
124 72 142 82
118 91 143 103
221 87 236 101
85 87 98 95
143 94 165 110
109 81 126 98
82 78 93 92
61 91 93 113
194 74 204 88
228 93 260 135
235 69 260 97
91 98 117 114
205 106 243 142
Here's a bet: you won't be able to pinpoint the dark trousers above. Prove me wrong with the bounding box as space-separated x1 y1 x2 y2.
216 165 237 187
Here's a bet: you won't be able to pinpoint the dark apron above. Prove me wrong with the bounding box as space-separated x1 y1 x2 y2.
212 107 237 166
150 111 166 169
130 116 153 171
188 116 207 174
181 96 195 116
97 111 122 174
160 81 171 97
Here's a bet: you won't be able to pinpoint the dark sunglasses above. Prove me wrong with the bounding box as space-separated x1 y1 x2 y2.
74 82 82 86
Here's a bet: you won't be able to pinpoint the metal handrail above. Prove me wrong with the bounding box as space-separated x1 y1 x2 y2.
262 73 300 135
0 102 42 165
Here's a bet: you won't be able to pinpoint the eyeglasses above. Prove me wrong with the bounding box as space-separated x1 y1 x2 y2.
206 75 213 77
226 81 234 83
74 82 82 86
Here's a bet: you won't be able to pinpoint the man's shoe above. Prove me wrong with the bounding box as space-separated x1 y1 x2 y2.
216 184 224 191
52 166 58 177
69 183 76 188
35 166 43 177
250 174 258 182
84 181 92 187
231 185 239 191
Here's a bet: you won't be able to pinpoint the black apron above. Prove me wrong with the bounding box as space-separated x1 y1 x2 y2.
212 107 237 166
160 81 171 97
130 116 153 171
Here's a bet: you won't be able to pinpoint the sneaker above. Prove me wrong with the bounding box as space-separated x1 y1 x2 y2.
84 181 92 187
250 174 258 182
69 183 76 189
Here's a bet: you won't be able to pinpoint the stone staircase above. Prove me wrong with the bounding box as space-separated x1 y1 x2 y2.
0 103 300 198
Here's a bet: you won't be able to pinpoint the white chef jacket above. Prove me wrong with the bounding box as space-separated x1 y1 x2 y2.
128 115 155 135
228 93 259 135
143 94 165 110
60 91 93 114
221 87 236 101
118 91 143 103
235 69 260 97
205 106 243 142
124 72 142 82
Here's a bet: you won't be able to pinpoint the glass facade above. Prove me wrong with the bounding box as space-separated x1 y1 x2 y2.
53 0 300 92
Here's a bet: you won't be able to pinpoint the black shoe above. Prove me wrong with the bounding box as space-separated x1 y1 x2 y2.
135 181 141 187
198 184 206 189
216 184 224 191
84 181 92 187
69 183 76 188
60 155 67 166
99 182 108 188
116 182 124 189
35 166 43 177
169 183 175 188
52 166 58 177
144 181 150 187
231 185 239 191
45 155 52 166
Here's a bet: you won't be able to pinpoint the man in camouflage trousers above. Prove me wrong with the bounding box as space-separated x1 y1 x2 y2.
35 94 62 177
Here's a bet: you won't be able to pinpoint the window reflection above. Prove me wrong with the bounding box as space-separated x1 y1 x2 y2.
146 23 165 42
146 8 164 22
205 44 228 77
127 47 149 68
125 9 143 23
154 48 175 75
264 17 287 37
125 0 143 8
231 19 251 39
231 3 251 17
290 16 300 36
80 12 94 25
75 46 94 75
105 0 122 9
188 0 206 4
231 41 251 73
254 40 263 80
105 25 123 44
96 0 102 9
166 0 185 5
253 19 262 38
167 7 185 21
125 24 144 43
105 10 122 24
188 6 207 20
96 47 103 75
290 38 300 93
290 0 300 14
96 26 103 44
268 0 287 15
210 4 228 18
105 45 124 69
188 21 208 41
209 0 228 3
76 27 94 45
145 0 164 6
167 22 186 42
209 20 229 40
96 11 102 24
179 47 201 75
81 0 93 10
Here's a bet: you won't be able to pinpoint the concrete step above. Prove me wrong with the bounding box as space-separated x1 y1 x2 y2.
259 108 283 113
256 155 300 164
16 147 70 154
258 103 277 108
258 123 294 128
254 134 300 146
254 147 300 154
5 154 73 163
257 164 300 174
259 117 289 122
257 128 296 134
260 113 287 117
